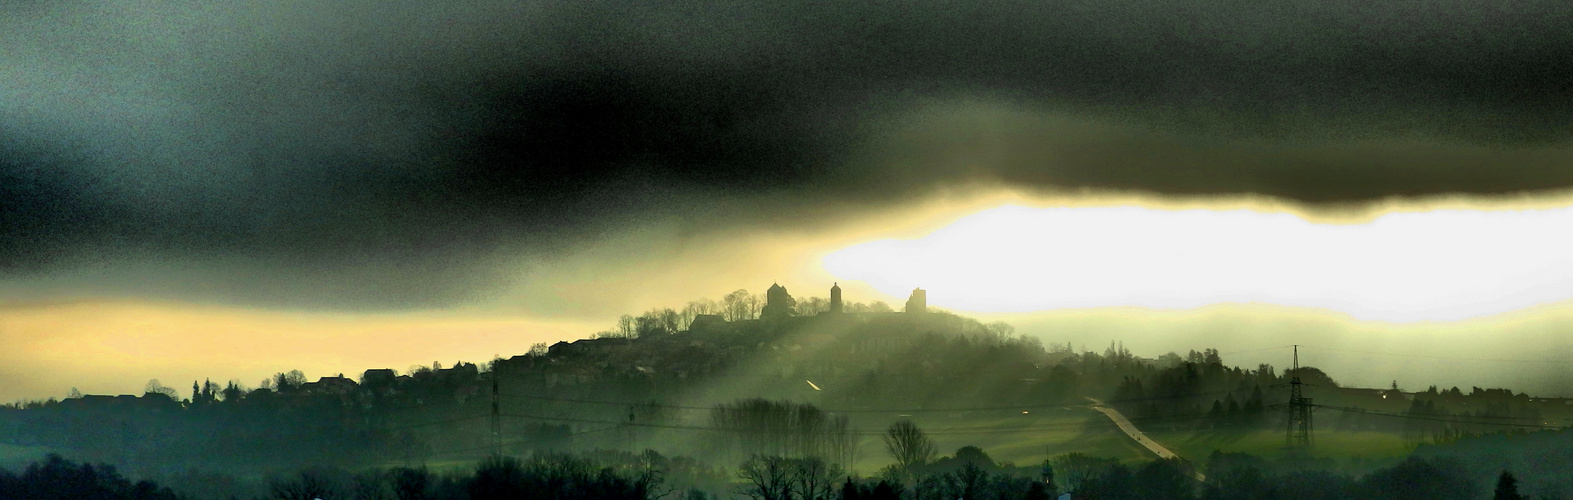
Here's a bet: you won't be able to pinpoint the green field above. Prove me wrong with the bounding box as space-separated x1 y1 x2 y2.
882 407 1150 468
443 405 1423 474
1146 429 1414 461
837 406 1419 473
0 406 1426 478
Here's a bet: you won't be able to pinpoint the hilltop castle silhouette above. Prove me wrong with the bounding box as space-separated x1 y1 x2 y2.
762 282 926 318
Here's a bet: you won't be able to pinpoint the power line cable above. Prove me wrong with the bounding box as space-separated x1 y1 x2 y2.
1215 345 1296 357
1320 405 1568 429
1299 345 1573 365
494 408 1221 436
497 388 1249 414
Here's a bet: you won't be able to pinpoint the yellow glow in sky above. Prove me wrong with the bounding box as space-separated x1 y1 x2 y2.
824 204 1573 322
0 300 597 402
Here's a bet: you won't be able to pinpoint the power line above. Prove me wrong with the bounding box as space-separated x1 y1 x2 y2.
1319 405 1568 430
497 389 1247 414
1299 345 1573 365
385 413 491 431
394 411 1229 462
1215 345 1296 357
416 424 647 459
493 409 1220 437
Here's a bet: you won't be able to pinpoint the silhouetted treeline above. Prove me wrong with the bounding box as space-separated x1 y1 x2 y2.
1 387 418 473
0 454 178 500
6 439 1554 500
2 449 729 500
1103 347 1276 431
5 288 1569 491
1411 426 1573 499
1198 451 1479 500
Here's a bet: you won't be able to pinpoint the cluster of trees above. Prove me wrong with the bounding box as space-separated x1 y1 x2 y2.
868 421 1171 500
1397 385 1548 441
1 450 729 500
0 454 178 500
1099 346 1278 426
3 428 1551 500
255 449 733 500
595 289 769 339
732 427 1055 500
1198 451 1486 500
1412 426 1573 498
736 455 849 500
594 288 897 339
710 399 855 467
0 362 499 473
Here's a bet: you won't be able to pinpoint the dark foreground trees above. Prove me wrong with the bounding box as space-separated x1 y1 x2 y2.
5 445 1519 500
468 455 660 500
882 419 937 471
1201 452 1481 500
0 454 178 500
736 455 845 500
1495 470 1523 500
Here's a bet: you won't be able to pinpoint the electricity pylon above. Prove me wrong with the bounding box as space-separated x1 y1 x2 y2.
1285 345 1314 450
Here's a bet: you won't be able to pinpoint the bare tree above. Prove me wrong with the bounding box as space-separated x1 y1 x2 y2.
827 415 857 471
797 297 829 315
724 289 752 322
528 342 550 357
1050 452 1117 494
637 311 664 337
617 314 637 338
711 399 852 463
679 303 700 329
272 370 306 392
738 455 794 500
791 456 844 500
952 461 989 499
355 469 394 500
985 321 1016 339
143 379 179 399
660 308 680 333
270 469 338 500
686 298 719 316
675 306 696 331
882 420 936 470
748 293 765 319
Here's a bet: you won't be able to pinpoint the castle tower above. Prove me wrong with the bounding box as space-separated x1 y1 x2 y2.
905 287 926 314
761 283 796 320
829 283 843 314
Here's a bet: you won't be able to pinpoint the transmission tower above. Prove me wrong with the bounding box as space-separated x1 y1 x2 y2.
1285 345 1315 450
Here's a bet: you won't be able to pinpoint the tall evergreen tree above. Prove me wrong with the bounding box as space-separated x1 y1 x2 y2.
1494 471 1522 500
839 478 860 500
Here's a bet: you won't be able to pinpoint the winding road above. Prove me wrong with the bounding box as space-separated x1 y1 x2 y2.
1086 398 1206 482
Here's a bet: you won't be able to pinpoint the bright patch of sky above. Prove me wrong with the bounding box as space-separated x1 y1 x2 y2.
824 205 1573 322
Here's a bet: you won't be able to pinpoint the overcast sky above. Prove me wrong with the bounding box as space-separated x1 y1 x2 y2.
5 1 1573 400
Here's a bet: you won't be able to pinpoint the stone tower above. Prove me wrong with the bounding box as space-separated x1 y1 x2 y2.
761 283 796 320
829 282 843 314
905 287 927 313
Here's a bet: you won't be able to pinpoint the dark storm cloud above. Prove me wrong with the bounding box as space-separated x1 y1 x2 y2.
4 0 1572 308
